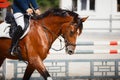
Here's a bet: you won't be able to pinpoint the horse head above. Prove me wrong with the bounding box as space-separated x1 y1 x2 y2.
61 14 88 55
37 8 88 55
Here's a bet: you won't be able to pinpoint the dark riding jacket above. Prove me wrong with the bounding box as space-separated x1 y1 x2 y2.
13 0 39 13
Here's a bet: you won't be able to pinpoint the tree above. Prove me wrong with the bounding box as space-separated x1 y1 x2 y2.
9 0 60 12
37 0 60 12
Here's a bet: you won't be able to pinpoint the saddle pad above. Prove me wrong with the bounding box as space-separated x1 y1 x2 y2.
0 22 11 38
0 22 30 39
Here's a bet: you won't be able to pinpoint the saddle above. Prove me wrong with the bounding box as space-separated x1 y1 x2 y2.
0 12 30 39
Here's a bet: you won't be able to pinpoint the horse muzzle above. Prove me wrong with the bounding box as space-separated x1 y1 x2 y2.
66 46 75 55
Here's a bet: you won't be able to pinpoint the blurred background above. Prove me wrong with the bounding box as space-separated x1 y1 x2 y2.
1 0 120 32
9 0 60 12
1 0 120 80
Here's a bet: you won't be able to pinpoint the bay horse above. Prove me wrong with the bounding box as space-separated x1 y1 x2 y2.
0 8 88 80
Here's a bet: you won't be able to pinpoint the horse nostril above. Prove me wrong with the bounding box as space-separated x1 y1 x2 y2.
68 50 73 55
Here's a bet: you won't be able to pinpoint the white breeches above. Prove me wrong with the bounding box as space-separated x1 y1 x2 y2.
13 13 25 30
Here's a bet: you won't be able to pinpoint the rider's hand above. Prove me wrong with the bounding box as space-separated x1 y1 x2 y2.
26 8 33 15
35 9 41 15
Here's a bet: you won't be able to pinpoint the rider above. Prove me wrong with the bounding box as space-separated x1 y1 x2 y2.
10 0 41 55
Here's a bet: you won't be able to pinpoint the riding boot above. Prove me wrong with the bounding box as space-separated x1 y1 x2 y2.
10 25 24 56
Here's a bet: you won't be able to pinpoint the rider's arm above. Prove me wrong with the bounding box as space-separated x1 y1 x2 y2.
29 0 39 10
14 0 29 12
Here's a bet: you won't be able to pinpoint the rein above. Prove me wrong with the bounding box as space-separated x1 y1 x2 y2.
14 14 66 51
41 20 65 51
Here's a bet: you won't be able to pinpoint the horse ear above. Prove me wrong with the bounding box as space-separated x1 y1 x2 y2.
81 16 89 22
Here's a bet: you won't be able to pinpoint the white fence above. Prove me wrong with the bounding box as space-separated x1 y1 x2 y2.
82 15 120 32
75 41 120 54
1 54 120 80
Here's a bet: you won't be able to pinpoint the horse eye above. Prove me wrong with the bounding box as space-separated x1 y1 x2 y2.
70 30 74 36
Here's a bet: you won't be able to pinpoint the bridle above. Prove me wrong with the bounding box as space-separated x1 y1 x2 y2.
64 37 76 47
41 20 77 51
62 24 77 47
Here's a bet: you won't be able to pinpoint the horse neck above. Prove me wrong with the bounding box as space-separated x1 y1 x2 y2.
40 19 62 45
30 20 62 48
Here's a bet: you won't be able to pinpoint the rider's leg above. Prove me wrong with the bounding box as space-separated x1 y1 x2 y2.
14 13 25 29
10 13 25 55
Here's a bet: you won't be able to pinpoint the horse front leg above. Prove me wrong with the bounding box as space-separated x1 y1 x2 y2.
29 57 52 80
22 64 35 80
